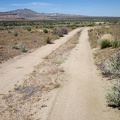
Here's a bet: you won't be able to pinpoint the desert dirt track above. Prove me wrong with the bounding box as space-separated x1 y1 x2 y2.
47 28 120 120
0 28 119 120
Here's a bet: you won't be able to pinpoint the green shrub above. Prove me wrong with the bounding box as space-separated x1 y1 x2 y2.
57 31 64 37
12 44 19 49
111 39 120 48
0 27 4 30
43 29 48 33
106 80 120 107
19 44 26 52
44 37 53 44
14 31 18 36
26 27 31 31
71 26 77 29
100 39 112 49
12 43 27 52
8 30 11 33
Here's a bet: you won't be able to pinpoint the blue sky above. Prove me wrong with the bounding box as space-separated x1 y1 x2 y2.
0 0 120 16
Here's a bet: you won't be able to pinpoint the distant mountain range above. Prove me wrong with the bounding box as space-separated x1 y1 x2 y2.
9 8 83 18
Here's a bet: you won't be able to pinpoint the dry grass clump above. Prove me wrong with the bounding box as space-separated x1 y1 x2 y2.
100 34 114 43
105 26 111 29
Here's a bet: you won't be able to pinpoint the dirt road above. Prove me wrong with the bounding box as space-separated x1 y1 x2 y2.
0 28 81 94
0 28 119 120
48 28 120 120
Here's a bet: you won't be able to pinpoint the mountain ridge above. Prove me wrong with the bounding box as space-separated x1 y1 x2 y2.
8 8 84 18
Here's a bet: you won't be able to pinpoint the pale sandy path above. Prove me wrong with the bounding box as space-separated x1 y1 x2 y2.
48 28 120 120
0 28 82 94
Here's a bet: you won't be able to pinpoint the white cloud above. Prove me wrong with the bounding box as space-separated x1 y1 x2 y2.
0 7 8 12
11 4 22 6
11 2 53 7
30 2 52 6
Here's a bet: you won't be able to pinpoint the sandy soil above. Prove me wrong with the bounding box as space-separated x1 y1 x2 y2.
0 27 119 120
48 28 120 120
0 27 61 63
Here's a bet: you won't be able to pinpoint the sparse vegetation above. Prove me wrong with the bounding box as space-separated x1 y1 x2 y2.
0 17 120 63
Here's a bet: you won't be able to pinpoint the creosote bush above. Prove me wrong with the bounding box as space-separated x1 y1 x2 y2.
44 37 53 44
100 39 112 49
8 30 11 33
12 44 19 50
43 29 48 33
100 38 120 49
26 27 31 31
14 31 18 36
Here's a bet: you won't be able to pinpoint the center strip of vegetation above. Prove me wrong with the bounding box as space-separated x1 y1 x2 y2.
0 31 81 119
